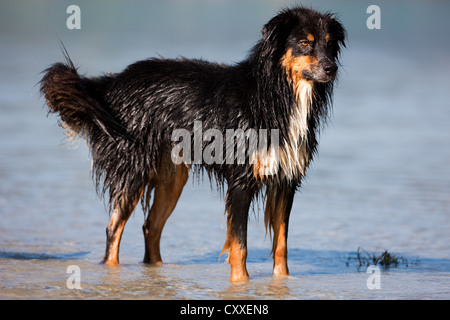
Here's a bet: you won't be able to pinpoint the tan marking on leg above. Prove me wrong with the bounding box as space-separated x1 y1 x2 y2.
265 188 290 276
143 161 189 265
273 222 289 276
221 236 249 283
103 188 144 266
220 210 250 283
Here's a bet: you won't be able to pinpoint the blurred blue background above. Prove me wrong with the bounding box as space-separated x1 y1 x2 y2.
1 0 449 299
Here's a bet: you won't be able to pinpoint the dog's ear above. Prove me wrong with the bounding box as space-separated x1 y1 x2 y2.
326 15 347 59
330 16 347 48
261 10 293 42
259 9 296 62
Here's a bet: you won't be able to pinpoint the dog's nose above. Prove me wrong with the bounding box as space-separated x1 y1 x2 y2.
323 61 338 76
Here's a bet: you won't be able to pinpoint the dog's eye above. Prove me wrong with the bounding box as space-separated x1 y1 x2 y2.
299 40 309 47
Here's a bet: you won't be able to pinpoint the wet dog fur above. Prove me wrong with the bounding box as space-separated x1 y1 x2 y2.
40 7 345 282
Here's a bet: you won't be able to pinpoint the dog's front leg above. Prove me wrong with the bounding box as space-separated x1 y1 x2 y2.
265 184 296 276
221 186 254 283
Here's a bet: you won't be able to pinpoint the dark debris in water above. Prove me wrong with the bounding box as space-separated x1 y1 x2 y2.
346 247 418 268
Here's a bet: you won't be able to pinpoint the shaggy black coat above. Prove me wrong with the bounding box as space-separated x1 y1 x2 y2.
40 6 346 281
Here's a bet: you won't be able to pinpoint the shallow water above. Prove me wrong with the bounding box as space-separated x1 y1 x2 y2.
1 0 450 299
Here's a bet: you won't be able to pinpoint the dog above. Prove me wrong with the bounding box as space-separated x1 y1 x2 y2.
40 7 345 282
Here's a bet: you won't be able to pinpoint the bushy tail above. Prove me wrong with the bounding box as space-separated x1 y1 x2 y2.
40 50 127 142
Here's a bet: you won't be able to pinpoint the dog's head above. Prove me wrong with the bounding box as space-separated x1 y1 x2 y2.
261 7 346 84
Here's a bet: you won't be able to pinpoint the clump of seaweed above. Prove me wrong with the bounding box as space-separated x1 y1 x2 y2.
347 247 416 268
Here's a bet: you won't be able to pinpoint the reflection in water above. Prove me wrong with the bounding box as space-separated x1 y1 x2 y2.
269 276 291 297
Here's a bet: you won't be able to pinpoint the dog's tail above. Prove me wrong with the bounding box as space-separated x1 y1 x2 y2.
40 48 127 142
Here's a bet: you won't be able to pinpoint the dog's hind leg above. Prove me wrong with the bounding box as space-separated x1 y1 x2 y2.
102 187 144 266
221 186 255 283
264 185 295 276
142 163 189 265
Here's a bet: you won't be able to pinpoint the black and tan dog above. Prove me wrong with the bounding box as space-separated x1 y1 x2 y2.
41 7 345 282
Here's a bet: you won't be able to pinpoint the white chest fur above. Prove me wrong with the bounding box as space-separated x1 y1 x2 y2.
252 79 313 181
278 79 313 180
